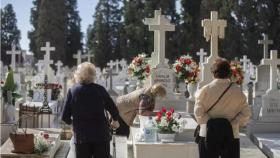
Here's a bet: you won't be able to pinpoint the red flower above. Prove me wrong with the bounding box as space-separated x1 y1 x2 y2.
156 115 161 122
179 58 184 63
170 107 174 114
167 115 172 121
43 133 49 139
166 111 172 117
175 64 182 72
185 58 192 65
145 65 150 74
161 107 166 113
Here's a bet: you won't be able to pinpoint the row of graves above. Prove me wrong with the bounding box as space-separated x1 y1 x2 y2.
0 10 279 158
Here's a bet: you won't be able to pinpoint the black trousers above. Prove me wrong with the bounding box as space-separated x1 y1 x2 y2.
198 137 240 158
75 142 110 158
116 117 130 138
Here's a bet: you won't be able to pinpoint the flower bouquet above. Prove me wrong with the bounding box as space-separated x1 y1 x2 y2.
230 60 244 85
154 107 186 142
173 55 200 84
128 53 151 81
34 132 53 154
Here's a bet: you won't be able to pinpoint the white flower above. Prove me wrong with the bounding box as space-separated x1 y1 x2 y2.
171 124 179 132
178 127 184 133
179 119 187 127
160 118 168 127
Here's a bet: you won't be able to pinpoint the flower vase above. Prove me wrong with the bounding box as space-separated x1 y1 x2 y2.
157 133 176 143
187 83 198 100
136 80 144 89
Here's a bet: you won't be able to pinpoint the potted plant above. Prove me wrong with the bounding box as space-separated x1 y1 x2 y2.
173 55 200 99
154 107 186 142
128 53 151 89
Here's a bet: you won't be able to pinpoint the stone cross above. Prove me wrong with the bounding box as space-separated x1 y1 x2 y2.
41 42 55 74
84 52 94 63
104 68 118 96
240 55 250 72
196 48 207 64
6 44 21 71
120 59 127 71
35 60 45 72
258 34 273 59
261 50 280 91
73 50 84 65
55 60 63 74
115 59 120 73
107 60 115 69
202 11 227 59
144 9 175 68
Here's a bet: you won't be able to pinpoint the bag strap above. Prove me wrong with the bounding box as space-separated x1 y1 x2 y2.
206 82 233 113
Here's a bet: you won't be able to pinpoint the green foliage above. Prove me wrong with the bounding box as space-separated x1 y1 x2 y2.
3 69 16 92
1 4 21 65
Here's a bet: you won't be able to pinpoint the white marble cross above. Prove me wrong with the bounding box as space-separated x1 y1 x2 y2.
196 48 207 64
35 60 45 72
145 9 175 68
261 50 280 91
107 60 115 69
120 59 127 71
240 55 250 72
41 42 55 74
202 11 227 59
258 34 273 59
84 52 94 63
55 60 63 74
73 50 84 65
115 59 120 73
6 44 21 71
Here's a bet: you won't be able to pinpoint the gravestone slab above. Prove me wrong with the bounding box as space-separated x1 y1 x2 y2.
254 65 270 97
149 68 175 95
259 90 280 122
252 133 280 158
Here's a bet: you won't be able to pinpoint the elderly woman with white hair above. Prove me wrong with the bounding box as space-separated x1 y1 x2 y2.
62 62 120 158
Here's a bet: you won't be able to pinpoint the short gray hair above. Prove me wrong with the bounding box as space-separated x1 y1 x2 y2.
74 62 96 84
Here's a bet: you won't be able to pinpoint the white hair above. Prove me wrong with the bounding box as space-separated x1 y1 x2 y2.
74 62 96 84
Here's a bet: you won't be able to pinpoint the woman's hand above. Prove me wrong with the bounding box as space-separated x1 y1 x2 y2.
110 120 120 129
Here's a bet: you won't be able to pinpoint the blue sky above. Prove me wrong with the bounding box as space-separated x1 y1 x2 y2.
1 0 98 52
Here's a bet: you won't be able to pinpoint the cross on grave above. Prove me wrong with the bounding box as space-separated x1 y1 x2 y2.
120 59 127 71
6 44 21 71
35 60 45 72
55 60 63 75
144 9 175 68
41 42 55 61
240 55 251 72
73 50 84 65
115 59 120 73
196 48 207 65
261 50 280 91
202 11 227 59
84 52 94 63
107 60 115 69
103 68 118 96
258 34 273 59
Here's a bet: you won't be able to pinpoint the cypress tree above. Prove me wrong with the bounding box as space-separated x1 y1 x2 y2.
1 4 21 65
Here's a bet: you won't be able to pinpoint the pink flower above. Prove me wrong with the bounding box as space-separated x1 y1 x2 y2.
161 107 167 113
170 107 174 114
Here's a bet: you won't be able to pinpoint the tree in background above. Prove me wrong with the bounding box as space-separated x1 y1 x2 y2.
1 4 21 65
28 0 41 59
87 0 122 68
120 0 146 60
65 0 83 66
36 0 66 62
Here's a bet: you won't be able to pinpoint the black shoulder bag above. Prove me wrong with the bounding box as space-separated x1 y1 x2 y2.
194 83 233 144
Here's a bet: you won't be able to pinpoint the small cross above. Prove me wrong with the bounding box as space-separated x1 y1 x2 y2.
261 50 280 91
103 68 118 96
6 44 21 71
120 59 127 71
258 34 273 59
84 52 94 63
55 60 63 74
240 55 250 72
41 42 55 58
73 50 85 65
107 60 115 69
196 48 207 64
35 60 45 72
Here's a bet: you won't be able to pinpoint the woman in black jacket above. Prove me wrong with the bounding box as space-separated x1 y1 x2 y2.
62 62 120 158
